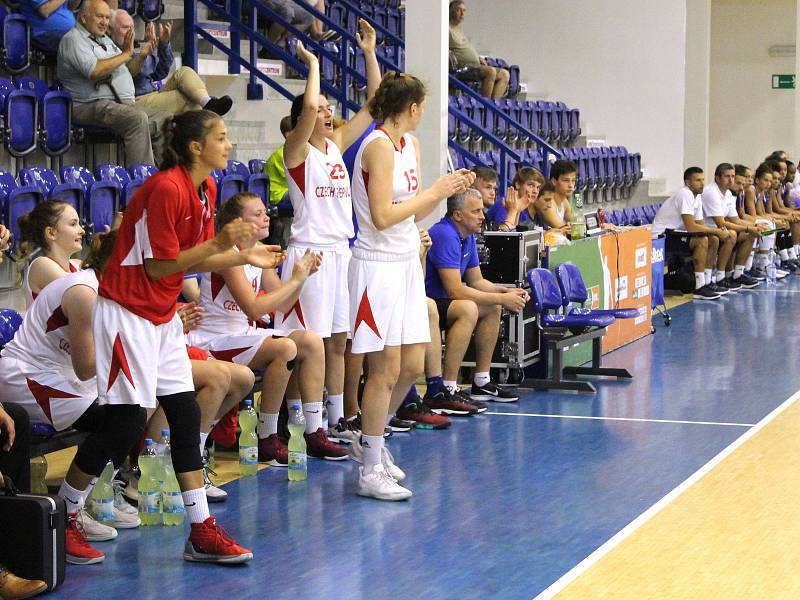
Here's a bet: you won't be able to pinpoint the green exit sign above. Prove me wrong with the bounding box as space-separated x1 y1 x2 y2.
772 74 795 89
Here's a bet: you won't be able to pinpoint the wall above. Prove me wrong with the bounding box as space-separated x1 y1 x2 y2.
460 0 688 193
709 0 796 172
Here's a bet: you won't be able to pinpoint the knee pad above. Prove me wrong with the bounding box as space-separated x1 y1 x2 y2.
157 391 202 473
74 405 146 476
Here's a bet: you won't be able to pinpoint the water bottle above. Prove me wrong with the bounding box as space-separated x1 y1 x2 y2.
287 403 307 481
90 461 115 524
29 455 48 494
138 439 162 526
569 192 585 239
159 430 184 526
239 399 258 476
767 249 777 285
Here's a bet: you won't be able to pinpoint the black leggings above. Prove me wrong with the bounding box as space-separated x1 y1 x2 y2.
0 402 31 493
73 405 146 477
158 391 202 474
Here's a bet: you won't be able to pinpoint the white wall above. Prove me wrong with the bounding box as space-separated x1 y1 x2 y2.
709 0 796 172
460 0 688 193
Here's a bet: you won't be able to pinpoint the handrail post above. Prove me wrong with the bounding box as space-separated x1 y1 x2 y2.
247 2 263 100
183 0 197 70
228 0 241 74
340 38 349 118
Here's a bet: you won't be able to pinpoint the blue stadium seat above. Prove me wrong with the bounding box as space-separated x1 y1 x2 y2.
555 262 640 319
16 77 72 157
224 159 250 180
139 0 163 22
0 308 22 349
568 108 581 142
60 164 95 195
0 170 43 250
248 159 266 175
128 163 156 181
86 180 121 233
247 172 270 207
118 0 136 16
19 167 80 214
94 163 130 187
527 267 614 329
218 174 246 206
1 13 30 74
123 177 145 207
0 80 37 157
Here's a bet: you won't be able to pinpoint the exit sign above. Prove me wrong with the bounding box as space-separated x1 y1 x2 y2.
772 74 795 89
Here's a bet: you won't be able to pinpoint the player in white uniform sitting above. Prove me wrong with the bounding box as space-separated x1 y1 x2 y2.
188 192 348 462
275 21 379 444
348 71 474 500
16 200 84 306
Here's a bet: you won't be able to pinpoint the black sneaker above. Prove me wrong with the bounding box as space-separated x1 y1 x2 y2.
423 387 478 416
693 284 720 300
388 416 414 432
733 273 759 289
203 95 233 116
718 278 740 292
469 381 519 403
747 268 767 280
707 281 729 295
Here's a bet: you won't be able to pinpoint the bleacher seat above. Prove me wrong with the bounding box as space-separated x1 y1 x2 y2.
1 12 30 74
118 0 136 16
139 0 163 22
555 263 640 319
0 308 22 348
128 163 157 181
19 166 82 214
0 170 43 249
248 159 266 175
0 78 37 158
224 160 250 180
247 172 270 206
123 178 145 207
61 165 119 233
94 163 130 188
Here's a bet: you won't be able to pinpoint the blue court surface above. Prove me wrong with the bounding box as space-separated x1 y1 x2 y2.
49 281 800 600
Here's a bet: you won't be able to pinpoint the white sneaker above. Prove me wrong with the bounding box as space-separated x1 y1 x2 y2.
203 463 228 503
115 467 139 503
328 417 360 444
110 482 141 528
357 464 412 501
79 508 118 541
349 440 405 481
776 269 789 279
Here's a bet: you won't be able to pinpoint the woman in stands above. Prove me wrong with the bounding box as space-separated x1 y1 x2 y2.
16 200 84 306
188 192 348 463
274 20 378 446
91 109 285 566
348 71 473 500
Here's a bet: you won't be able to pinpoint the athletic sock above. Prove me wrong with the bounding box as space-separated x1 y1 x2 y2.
789 247 798 260
694 273 705 289
704 268 712 285
59 479 90 514
181 487 211 524
779 249 790 261
199 95 212 107
199 431 209 460
257 412 279 439
734 265 745 278
745 253 754 270
303 401 323 433
474 371 491 387
402 385 419 407
360 434 384 470
713 270 725 284
425 375 444 397
326 393 344 426
725 270 733 279
443 380 458 393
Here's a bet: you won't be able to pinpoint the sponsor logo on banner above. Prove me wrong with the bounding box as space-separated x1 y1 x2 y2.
635 275 648 288
588 285 600 309
615 276 628 301
652 244 664 264
258 63 284 77
635 246 647 268
634 314 648 325
201 26 230 39
633 285 649 299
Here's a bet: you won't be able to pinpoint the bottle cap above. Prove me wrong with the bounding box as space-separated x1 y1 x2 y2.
161 428 169 437
244 399 253 408
290 403 301 410
144 438 153 445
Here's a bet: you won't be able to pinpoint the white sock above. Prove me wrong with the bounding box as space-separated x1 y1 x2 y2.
443 380 458 393
794 244 800 256
257 412 279 439
200 95 212 107
303 401 323 433
789 248 798 260
779 249 789 261
713 270 725 283
360 434 384 470
704 268 712 285
199 431 209 460
745 253 754 270
181 487 210 524
756 253 768 269
734 265 745 278
59 480 90 514
725 270 733 278
326 393 344 426
694 273 705 289
473 372 490 387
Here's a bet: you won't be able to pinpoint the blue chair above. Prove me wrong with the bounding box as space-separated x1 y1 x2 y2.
217 174 245 206
118 0 136 16
60 164 95 196
19 166 82 214
139 0 163 21
17 77 72 159
123 177 145 207
520 268 630 393
248 159 265 174
224 160 250 180
85 180 121 233
247 172 270 207
94 163 130 188
0 308 22 349
555 263 640 319
0 80 37 158
1 13 30 74
0 170 43 250
128 163 156 181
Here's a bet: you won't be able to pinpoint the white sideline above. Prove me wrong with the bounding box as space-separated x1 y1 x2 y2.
530 389 800 600
484 412 754 428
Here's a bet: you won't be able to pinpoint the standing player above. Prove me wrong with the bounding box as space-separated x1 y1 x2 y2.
348 71 474 500
91 110 284 564
274 21 379 441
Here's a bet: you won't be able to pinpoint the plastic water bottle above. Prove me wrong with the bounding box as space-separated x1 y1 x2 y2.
138 439 162 526
239 400 258 476
29 455 48 494
767 249 777 285
90 462 115 524
159 430 184 526
287 403 307 481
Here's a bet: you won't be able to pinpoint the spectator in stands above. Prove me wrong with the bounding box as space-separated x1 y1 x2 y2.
486 167 543 231
471 165 498 212
448 0 509 99
537 159 578 231
652 167 726 300
265 115 293 205
21 0 76 57
700 163 760 290
425 188 526 402
58 0 167 166
262 0 328 56
108 12 233 117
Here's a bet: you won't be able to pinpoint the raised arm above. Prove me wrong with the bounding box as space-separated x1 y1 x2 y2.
283 41 319 169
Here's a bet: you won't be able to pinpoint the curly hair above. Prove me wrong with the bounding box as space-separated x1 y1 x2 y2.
367 71 426 122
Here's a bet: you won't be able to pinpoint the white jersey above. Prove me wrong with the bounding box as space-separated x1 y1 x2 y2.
23 255 80 307
189 260 264 341
285 138 354 249
2 269 98 372
351 127 420 256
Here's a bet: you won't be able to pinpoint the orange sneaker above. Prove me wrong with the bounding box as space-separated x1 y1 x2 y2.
65 514 105 565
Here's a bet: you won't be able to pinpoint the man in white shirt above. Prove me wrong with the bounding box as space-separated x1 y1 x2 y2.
652 167 729 300
701 163 761 290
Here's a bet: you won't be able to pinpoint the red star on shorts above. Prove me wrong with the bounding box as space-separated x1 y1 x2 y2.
107 333 135 392
209 347 250 363
26 378 81 424
354 289 381 339
281 300 306 328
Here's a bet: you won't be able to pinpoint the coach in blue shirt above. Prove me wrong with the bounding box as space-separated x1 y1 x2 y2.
425 188 528 402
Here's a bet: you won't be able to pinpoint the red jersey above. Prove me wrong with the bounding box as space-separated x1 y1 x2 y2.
99 166 217 324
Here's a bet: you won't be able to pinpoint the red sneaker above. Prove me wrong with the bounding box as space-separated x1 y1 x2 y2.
184 517 253 564
258 433 288 466
65 514 105 565
305 428 349 461
396 400 452 430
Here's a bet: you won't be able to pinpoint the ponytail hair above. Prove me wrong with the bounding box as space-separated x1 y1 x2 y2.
160 110 223 171
82 229 118 276
216 192 261 229
14 200 69 276
367 71 426 122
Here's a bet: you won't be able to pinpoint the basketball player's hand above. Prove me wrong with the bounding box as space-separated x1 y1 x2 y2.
295 40 318 66
216 218 258 249
177 302 204 333
501 288 528 312
418 228 432 258
292 249 322 281
243 244 287 270
0 405 15 452
433 169 474 200
355 18 376 54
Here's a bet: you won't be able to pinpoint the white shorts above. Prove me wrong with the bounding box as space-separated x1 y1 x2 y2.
93 297 193 409
273 244 351 338
0 357 96 431
186 327 274 365
756 219 776 251
348 250 430 354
